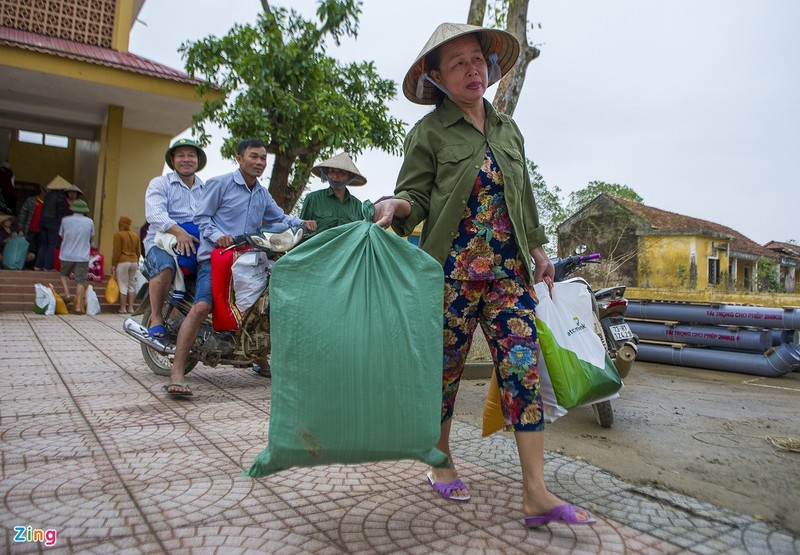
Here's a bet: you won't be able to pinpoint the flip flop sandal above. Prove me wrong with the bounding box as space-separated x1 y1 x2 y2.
523 503 596 528
426 471 470 502
162 382 193 397
148 324 166 338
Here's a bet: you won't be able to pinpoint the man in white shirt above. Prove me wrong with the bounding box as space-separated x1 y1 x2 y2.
58 199 94 314
143 139 206 338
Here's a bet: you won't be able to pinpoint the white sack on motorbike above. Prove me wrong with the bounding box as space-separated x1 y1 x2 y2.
231 251 272 313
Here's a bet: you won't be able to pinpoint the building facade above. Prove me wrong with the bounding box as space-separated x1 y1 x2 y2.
0 0 214 263
557 194 784 292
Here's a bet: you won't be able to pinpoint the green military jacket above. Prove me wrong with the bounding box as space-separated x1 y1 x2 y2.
391 98 548 283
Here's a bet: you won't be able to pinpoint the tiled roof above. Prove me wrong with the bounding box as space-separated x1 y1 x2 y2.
611 195 777 260
0 26 200 86
764 240 800 260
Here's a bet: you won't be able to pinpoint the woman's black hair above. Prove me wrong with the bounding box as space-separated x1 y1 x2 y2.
424 48 447 107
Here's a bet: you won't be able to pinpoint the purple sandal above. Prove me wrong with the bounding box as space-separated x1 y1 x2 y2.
426 471 470 502
523 503 596 528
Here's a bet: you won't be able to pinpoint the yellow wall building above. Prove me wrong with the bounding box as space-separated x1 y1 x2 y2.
0 0 216 266
557 194 787 292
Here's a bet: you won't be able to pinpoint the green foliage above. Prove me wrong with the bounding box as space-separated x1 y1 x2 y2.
526 169 644 257
527 160 565 255
484 0 541 34
566 181 643 217
180 1 405 207
756 256 781 292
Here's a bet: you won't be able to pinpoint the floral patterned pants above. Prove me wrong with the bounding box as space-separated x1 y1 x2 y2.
442 276 545 432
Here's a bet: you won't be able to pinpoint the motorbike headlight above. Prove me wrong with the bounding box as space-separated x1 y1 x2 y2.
260 229 304 252
248 235 270 248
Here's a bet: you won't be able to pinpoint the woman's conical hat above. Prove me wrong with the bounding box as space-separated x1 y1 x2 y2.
402 22 520 105
46 175 81 192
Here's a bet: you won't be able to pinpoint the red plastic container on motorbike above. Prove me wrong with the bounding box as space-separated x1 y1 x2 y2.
211 246 242 331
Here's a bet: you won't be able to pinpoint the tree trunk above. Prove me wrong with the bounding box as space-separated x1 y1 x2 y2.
492 0 539 117
267 154 301 212
466 0 486 26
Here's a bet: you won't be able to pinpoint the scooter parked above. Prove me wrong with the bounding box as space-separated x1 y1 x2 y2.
550 252 638 427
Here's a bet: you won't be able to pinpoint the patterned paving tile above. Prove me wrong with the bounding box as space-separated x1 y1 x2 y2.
1 458 149 543
0 313 797 554
111 448 255 531
1 412 101 465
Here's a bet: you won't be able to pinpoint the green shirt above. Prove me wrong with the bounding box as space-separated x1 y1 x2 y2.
300 187 364 234
391 98 548 282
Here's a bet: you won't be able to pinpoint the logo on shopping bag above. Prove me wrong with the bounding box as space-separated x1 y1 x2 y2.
566 316 587 336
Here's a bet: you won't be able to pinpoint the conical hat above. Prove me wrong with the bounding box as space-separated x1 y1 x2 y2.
311 152 367 186
46 175 76 191
403 22 520 105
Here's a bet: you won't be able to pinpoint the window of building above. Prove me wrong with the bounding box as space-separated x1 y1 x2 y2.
708 257 720 285
17 130 70 149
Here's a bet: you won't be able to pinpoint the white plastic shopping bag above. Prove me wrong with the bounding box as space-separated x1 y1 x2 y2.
534 281 622 410
34 283 56 315
85 284 101 315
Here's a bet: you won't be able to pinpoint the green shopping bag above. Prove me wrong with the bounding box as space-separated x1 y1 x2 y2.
247 203 449 477
3 235 29 269
534 281 622 410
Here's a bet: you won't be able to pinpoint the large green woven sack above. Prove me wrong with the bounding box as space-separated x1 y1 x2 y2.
247 205 449 477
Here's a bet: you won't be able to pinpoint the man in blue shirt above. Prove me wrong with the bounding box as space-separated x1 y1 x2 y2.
164 139 317 397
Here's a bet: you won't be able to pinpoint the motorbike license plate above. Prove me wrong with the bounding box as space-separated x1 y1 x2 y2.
610 323 634 341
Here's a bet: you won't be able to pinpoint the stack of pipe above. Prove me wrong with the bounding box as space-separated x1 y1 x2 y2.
626 301 800 377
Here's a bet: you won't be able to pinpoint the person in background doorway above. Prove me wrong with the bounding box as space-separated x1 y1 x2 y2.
58 199 94 313
112 216 141 314
36 176 81 271
0 162 16 214
300 152 366 234
17 184 46 268
65 185 83 213
0 213 31 268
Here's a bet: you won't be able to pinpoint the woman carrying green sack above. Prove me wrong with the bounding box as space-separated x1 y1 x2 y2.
374 23 596 528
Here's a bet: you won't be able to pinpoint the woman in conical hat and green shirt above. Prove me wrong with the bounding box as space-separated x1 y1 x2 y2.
374 23 596 528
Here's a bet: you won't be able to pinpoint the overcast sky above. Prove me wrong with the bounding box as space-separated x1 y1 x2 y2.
129 0 799 245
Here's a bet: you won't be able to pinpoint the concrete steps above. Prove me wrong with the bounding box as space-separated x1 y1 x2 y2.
0 269 117 313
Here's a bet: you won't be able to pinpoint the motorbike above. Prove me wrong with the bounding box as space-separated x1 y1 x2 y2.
550 251 638 427
123 224 305 377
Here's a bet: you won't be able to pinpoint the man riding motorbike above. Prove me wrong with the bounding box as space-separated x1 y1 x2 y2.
162 139 317 398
